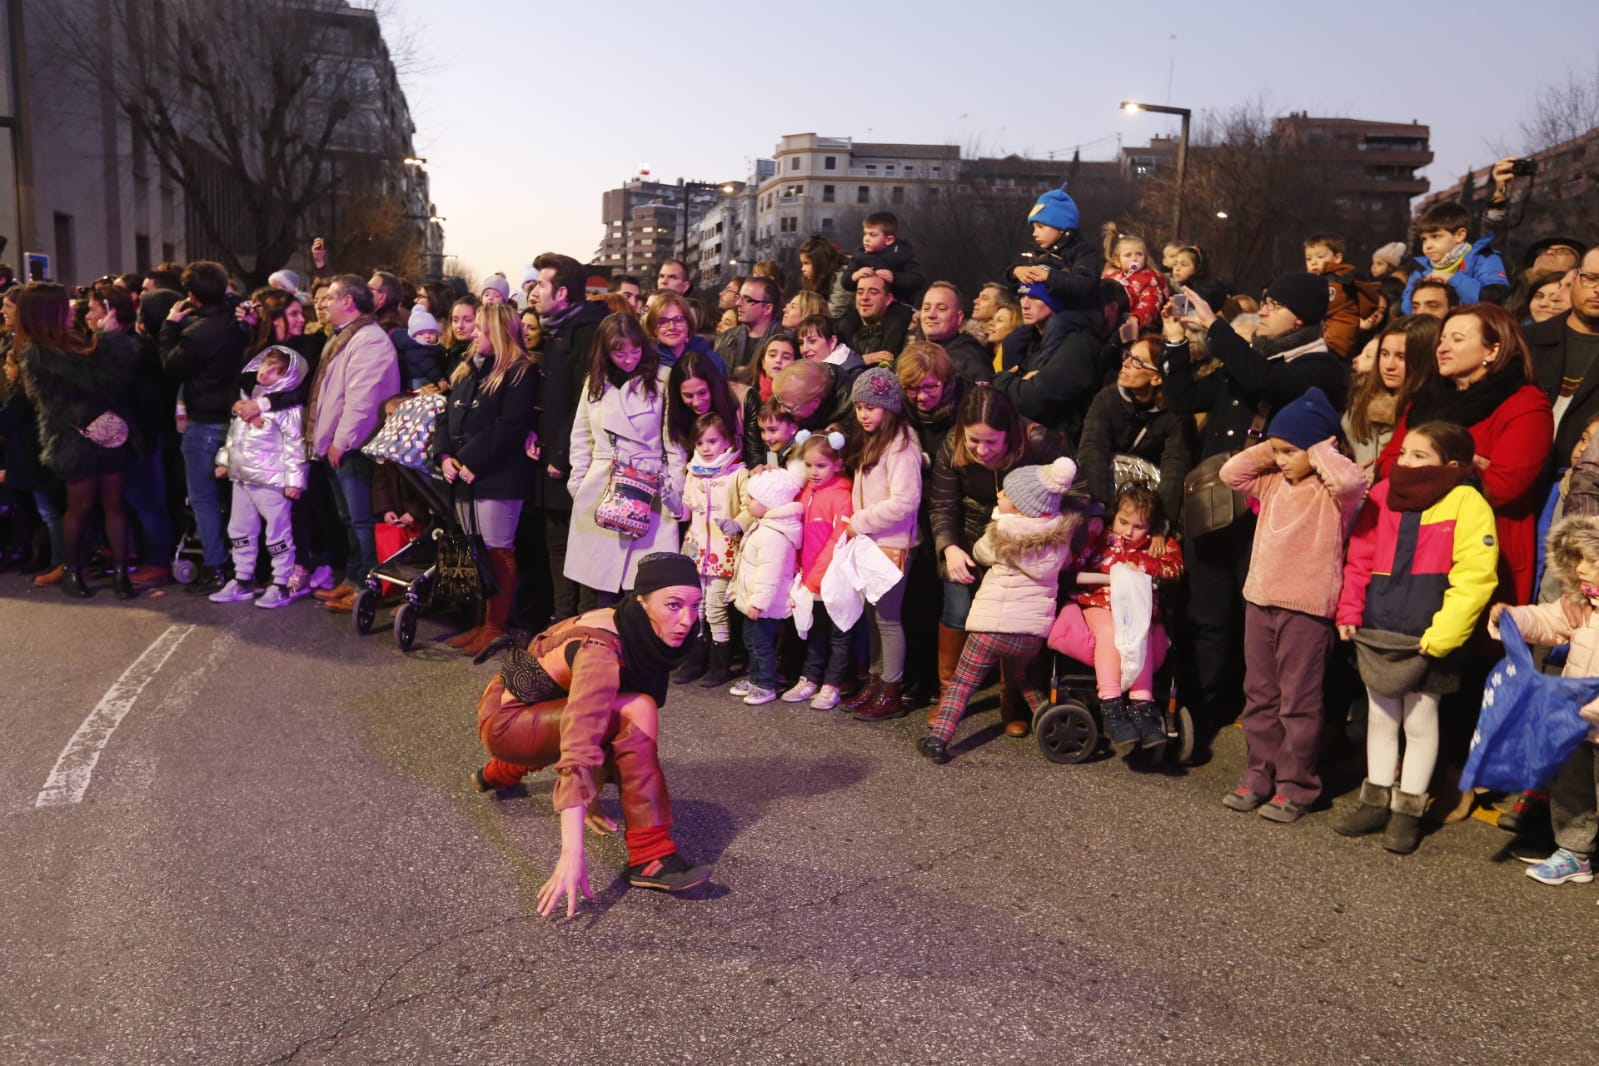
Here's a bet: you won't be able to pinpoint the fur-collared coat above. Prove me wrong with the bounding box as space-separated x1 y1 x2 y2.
19 338 139 481
1495 513 1599 736
964 511 1080 637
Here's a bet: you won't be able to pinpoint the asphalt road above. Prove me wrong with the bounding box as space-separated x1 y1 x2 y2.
2 578 1595 1065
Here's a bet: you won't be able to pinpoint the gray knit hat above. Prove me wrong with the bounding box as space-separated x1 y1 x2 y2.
850 366 904 415
1372 242 1408 270
481 274 511 300
1002 457 1077 518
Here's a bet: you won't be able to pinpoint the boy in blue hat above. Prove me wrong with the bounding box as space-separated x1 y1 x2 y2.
1011 182 1105 332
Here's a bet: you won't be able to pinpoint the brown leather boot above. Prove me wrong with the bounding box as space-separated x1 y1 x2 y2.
448 600 487 648
841 674 881 713
462 549 517 656
999 659 1030 735
928 625 969 726
853 680 906 721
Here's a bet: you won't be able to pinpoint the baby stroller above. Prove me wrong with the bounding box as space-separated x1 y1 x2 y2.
1033 573 1195 765
352 471 489 651
351 392 489 651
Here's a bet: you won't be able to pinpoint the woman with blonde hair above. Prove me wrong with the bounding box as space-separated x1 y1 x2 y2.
432 301 540 654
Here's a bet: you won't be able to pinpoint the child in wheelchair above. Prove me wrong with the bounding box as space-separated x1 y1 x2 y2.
1046 482 1184 753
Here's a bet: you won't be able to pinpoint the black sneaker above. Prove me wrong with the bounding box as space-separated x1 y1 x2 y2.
627 853 711 892
185 564 228 595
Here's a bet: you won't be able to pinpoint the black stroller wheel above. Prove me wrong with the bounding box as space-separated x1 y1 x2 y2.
1036 701 1098 764
172 560 197 585
393 602 418 651
352 588 379 635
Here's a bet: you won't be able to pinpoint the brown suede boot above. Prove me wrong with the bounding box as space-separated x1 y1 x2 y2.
928 625 969 726
448 604 486 649
462 549 517 656
841 674 881 713
853 680 906 721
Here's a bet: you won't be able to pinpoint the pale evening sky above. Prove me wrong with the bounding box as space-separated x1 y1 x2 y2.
384 0 1599 285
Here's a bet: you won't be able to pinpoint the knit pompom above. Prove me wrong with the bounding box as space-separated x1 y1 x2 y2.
1037 457 1077 495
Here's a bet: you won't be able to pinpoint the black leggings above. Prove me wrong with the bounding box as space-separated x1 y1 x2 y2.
64 473 128 569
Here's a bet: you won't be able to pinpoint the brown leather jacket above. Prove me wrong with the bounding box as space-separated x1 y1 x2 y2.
527 610 628 811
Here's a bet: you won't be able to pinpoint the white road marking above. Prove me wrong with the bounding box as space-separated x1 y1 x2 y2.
34 624 196 808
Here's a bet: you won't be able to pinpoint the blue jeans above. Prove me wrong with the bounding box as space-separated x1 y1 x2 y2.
743 615 782 691
180 422 228 566
325 452 377 582
123 442 175 566
32 489 65 565
941 578 976 630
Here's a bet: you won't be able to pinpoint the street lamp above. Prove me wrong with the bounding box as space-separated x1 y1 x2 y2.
675 178 737 266
403 156 427 167
1121 99 1192 242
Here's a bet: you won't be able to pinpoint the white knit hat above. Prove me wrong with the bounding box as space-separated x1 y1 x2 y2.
746 467 801 511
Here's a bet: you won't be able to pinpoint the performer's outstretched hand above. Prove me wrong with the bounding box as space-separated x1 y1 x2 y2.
538 807 593 918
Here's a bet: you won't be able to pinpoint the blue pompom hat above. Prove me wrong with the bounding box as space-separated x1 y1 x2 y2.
1028 183 1079 232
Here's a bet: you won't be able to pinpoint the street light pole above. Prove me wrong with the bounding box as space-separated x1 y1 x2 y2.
1121 100 1192 243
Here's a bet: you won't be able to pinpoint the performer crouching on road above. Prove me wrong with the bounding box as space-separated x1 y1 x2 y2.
472 552 712 915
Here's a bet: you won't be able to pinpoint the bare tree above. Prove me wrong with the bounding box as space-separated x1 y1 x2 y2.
43 0 413 287
1520 63 1599 153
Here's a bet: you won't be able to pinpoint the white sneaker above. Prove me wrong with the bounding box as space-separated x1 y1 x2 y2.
208 578 255 603
743 685 777 706
781 678 819 703
308 565 336 590
255 584 292 609
810 684 842 711
729 679 752 698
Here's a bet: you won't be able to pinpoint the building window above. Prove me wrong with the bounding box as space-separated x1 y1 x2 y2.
821 217 834 230
892 186 904 204
905 166 914 175
857 186 870 204
135 233 151 272
823 184 835 203
824 156 837 170
790 157 799 171
865 164 877 174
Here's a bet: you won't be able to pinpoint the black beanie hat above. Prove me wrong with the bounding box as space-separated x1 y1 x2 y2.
1267 272 1330 326
634 552 700 595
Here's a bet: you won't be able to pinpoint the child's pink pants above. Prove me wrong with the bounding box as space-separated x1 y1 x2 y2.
1047 604 1167 700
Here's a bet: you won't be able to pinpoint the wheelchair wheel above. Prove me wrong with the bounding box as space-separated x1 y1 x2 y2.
172 559 197 585
1170 703 1196 765
1035 700 1098 764
393 601 417 651
352 587 379 635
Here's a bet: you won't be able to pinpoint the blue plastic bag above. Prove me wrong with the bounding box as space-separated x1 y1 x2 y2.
1461 614 1599 792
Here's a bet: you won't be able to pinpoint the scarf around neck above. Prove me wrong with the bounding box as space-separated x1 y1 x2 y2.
1432 242 1471 275
1405 361 1527 430
1253 323 1326 360
1387 462 1471 512
614 595 694 707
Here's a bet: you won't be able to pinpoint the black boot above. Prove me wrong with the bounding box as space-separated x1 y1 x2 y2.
111 567 137 600
674 624 710 684
1383 789 1427 854
1099 697 1137 755
61 565 93 599
1128 699 1166 749
1333 780 1391 837
699 641 734 687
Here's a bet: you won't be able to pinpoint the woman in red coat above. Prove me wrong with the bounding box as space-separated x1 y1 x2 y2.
1376 303 1552 604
